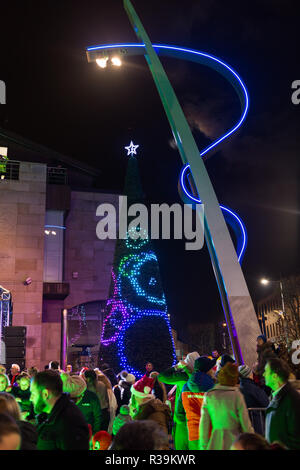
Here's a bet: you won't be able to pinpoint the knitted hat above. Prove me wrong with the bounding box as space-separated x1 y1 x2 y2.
184 352 200 371
238 364 252 378
61 373 87 398
130 374 155 399
194 356 217 373
217 363 239 387
219 354 235 369
119 370 128 380
125 373 135 384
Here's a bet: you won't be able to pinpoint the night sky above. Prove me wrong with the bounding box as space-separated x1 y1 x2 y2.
1 0 300 338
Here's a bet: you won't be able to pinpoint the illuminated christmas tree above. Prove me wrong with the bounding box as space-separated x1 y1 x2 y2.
98 143 176 377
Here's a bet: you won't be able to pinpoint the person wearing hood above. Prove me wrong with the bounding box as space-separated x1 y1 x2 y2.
157 351 200 450
199 362 254 450
178 356 216 450
129 374 171 436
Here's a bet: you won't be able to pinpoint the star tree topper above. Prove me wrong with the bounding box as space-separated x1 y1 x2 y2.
125 141 139 156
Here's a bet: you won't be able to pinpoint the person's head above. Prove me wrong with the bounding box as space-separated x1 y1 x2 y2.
211 350 219 358
16 373 30 391
48 361 60 371
130 375 155 414
184 352 200 371
83 369 97 386
219 354 235 369
145 363 154 373
231 433 272 450
30 370 63 414
0 393 22 421
0 414 21 450
0 365 6 375
92 431 112 450
0 374 10 392
217 362 239 387
257 335 267 347
27 367 38 378
238 364 253 381
111 420 169 450
194 356 217 377
10 364 20 376
124 374 135 385
66 364 72 374
118 370 128 380
61 373 86 403
263 358 290 391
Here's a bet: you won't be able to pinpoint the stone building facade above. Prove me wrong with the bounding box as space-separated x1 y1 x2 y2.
0 128 119 370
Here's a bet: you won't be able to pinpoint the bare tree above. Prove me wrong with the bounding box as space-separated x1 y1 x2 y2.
277 276 300 345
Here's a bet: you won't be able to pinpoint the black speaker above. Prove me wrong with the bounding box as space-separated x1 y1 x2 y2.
6 347 26 358
4 337 26 347
4 326 26 337
4 326 27 366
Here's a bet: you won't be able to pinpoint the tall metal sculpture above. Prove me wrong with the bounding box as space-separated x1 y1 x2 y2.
86 0 261 366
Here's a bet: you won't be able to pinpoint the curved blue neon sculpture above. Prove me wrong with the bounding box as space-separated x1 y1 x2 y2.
86 43 249 262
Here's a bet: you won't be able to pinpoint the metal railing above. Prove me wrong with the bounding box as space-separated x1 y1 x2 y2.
248 407 267 435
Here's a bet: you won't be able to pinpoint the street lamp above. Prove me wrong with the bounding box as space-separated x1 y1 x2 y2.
96 56 122 69
260 277 289 346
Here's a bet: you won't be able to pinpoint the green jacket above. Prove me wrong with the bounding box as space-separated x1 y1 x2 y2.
265 382 300 449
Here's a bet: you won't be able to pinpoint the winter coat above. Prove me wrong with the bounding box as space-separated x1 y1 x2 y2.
239 377 269 434
113 381 132 414
36 393 90 450
265 382 300 449
76 389 103 434
11 386 34 415
134 397 171 435
199 384 254 450
178 371 215 442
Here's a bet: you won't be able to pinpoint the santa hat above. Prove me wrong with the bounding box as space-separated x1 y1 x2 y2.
130 374 155 399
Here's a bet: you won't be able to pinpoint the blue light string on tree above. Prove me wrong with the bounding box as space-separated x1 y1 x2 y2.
117 311 177 378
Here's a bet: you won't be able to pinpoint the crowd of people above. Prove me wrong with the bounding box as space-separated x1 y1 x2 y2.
0 334 300 451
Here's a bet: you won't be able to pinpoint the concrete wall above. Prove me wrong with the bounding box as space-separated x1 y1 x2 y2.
0 162 46 370
64 191 119 309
